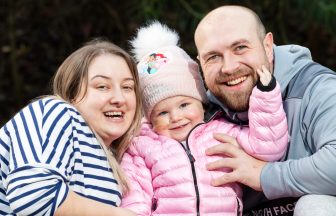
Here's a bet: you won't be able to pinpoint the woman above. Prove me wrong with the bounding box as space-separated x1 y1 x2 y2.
0 39 142 215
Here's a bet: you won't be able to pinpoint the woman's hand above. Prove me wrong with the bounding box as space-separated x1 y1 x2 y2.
206 133 266 191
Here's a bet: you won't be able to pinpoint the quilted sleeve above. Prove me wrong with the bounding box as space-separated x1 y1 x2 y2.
120 138 154 215
237 82 288 161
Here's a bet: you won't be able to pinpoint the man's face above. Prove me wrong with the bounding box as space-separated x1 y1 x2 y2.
195 11 273 112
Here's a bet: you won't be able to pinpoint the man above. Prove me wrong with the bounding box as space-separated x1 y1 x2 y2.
194 5 336 216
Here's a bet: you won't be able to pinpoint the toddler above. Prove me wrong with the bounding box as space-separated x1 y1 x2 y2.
121 21 288 215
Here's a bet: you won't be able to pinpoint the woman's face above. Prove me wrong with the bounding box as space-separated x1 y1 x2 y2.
74 54 137 147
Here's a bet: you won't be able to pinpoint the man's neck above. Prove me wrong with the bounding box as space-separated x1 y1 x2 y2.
206 91 249 125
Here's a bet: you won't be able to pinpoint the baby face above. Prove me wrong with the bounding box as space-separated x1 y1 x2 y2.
150 96 204 142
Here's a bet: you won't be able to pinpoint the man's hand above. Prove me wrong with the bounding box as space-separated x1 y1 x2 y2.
206 133 266 191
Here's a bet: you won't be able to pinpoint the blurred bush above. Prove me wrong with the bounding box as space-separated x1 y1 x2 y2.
1 0 335 125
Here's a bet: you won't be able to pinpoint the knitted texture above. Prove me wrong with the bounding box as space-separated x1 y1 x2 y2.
130 21 208 119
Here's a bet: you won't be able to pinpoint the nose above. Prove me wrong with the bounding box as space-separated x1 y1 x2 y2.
110 87 126 106
221 54 239 74
170 109 183 122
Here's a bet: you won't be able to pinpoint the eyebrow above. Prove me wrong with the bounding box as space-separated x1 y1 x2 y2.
90 75 134 81
90 75 110 81
201 39 250 59
231 39 249 48
201 51 218 60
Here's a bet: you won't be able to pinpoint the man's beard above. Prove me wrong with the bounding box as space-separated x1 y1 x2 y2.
213 70 258 112
217 86 254 112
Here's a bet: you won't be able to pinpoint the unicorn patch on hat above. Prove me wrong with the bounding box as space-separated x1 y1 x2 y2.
141 52 169 74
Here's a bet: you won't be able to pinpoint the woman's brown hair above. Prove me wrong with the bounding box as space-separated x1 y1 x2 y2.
53 38 143 193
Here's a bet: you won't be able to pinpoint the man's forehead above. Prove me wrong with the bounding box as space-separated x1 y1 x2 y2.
197 7 255 34
195 9 257 41
197 18 256 41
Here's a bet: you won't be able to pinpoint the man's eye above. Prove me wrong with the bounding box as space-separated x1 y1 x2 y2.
206 55 220 62
236 45 247 51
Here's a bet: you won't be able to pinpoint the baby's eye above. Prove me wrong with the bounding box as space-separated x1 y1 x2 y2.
158 111 168 116
180 103 189 108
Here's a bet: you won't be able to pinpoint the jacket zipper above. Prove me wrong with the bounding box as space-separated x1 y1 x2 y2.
236 197 241 216
185 147 200 215
180 122 205 216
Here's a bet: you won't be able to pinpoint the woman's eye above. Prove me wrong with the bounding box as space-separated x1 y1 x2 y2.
97 85 108 90
122 81 135 91
123 85 134 91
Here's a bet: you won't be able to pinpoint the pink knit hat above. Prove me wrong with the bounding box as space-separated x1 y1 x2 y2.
130 21 208 119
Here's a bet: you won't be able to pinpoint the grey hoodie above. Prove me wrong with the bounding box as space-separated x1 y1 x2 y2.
263 44 336 198
208 44 336 207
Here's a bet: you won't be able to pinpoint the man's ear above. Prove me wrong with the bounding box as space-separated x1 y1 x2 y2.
263 32 274 64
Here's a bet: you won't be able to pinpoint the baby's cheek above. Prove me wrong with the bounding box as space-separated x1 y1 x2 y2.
152 118 169 134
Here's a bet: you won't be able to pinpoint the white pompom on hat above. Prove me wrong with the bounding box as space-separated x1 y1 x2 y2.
130 21 208 120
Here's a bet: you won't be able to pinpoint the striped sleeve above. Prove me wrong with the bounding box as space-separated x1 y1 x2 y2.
3 98 76 216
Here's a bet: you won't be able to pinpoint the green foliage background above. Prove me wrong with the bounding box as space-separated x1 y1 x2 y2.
1 0 336 125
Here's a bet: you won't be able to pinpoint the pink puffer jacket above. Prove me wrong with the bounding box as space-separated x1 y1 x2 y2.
121 83 288 215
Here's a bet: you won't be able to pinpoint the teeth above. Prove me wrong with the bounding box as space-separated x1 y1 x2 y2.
227 76 247 86
105 111 122 117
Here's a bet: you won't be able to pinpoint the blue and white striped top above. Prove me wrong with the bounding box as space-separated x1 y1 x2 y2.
0 98 121 216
